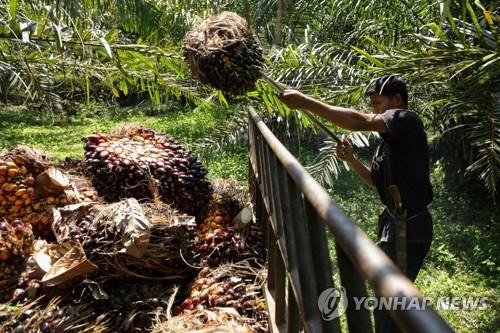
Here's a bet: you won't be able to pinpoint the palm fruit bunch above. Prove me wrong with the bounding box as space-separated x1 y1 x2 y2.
83 126 212 218
175 263 268 332
0 147 77 238
183 11 265 96
191 200 265 266
67 279 176 331
0 219 34 263
52 200 196 279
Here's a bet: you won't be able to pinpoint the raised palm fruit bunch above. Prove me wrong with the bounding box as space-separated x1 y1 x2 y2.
83 126 212 218
190 201 265 266
183 11 265 96
0 148 77 238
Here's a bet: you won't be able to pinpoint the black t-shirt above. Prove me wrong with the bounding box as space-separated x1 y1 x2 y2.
370 108 433 243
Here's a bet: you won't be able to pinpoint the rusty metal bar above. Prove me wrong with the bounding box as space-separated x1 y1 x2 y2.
287 281 300 333
275 245 287 328
268 150 283 237
252 119 289 333
248 107 453 333
251 117 288 275
287 179 323 332
269 150 288 329
336 242 373 332
268 150 287 264
275 165 302 298
267 221 277 291
262 137 272 209
264 142 276 218
303 200 342 333
249 117 257 174
258 133 271 211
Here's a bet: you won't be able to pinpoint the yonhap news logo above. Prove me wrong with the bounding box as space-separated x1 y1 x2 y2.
317 287 348 320
318 287 490 321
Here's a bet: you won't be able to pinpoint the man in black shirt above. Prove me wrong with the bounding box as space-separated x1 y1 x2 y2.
279 76 433 333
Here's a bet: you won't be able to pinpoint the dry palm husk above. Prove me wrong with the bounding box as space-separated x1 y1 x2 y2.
51 199 196 280
183 12 265 96
211 178 251 207
152 307 255 333
0 297 109 332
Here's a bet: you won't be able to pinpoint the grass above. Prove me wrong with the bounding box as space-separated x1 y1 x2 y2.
1 102 498 332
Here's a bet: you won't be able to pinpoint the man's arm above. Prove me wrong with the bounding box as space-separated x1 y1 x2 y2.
347 157 376 189
279 90 388 133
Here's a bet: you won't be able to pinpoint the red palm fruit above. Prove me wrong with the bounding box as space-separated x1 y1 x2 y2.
0 242 11 261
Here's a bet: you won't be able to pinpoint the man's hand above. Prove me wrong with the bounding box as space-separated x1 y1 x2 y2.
336 139 354 162
337 138 375 189
278 89 309 109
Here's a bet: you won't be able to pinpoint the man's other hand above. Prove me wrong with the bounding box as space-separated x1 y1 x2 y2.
336 138 354 162
278 89 309 109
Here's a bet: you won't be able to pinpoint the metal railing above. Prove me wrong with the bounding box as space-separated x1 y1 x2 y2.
248 107 454 333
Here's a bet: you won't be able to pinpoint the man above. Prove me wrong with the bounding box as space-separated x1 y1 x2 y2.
279 76 433 333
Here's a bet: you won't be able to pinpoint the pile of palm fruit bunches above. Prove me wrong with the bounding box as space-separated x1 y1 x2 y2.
0 126 267 332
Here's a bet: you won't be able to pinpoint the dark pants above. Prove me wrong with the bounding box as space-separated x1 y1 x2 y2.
374 241 431 333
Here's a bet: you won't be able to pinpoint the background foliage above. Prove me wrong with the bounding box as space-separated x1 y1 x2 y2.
1 0 497 197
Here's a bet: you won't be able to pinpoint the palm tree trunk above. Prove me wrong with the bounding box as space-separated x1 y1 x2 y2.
274 0 285 46
242 0 251 25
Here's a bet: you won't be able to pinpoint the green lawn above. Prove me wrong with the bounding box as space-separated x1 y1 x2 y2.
1 103 498 332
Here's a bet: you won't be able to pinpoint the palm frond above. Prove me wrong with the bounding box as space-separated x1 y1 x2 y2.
194 105 249 157
350 2 499 196
308 132 370 187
